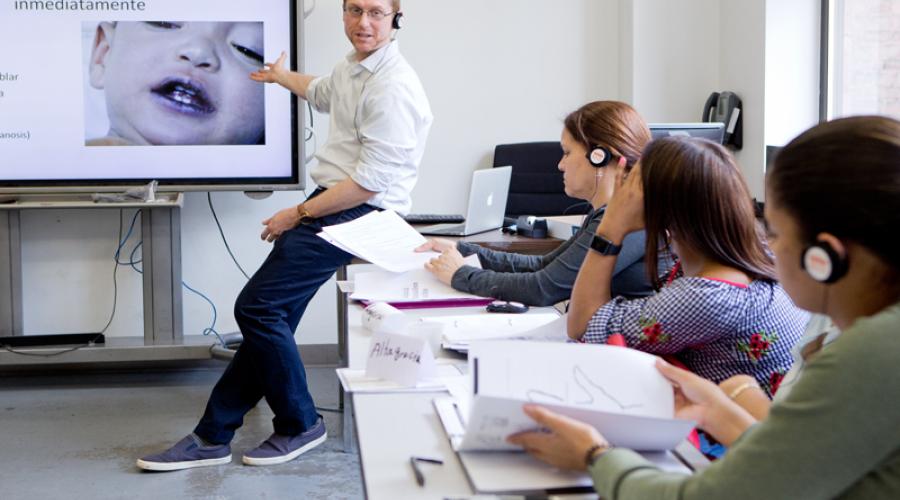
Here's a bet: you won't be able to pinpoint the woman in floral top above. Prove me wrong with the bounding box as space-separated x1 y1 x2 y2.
568 137 808 394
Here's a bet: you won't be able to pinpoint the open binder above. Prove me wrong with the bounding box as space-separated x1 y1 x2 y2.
433 396 694 495
431 340 700 494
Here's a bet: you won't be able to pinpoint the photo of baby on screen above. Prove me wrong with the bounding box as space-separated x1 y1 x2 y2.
83 21 265 146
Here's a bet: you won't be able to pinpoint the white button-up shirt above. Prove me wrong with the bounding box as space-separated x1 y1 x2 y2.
306 41 432 213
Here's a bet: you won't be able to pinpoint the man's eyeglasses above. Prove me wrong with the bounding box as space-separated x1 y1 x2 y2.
343 5 394 22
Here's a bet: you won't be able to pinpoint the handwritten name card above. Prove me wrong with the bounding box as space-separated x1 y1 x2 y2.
365 331 436 386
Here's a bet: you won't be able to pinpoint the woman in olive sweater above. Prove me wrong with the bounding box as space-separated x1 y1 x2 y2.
418 101 658 306
509 116 900 499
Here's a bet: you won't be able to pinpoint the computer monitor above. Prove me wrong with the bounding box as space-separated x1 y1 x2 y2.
649 123 726 144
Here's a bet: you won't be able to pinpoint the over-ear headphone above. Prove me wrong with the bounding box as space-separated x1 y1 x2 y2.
587 145 612 167
392 11 403 29
801 241 848 284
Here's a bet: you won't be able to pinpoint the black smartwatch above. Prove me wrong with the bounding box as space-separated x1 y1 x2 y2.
589 234 622 256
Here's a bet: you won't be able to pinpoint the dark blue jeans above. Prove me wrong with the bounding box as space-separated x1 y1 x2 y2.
194 193 376 444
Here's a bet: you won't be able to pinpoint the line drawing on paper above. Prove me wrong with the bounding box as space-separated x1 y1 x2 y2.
518 364 643 411
571 365 643 410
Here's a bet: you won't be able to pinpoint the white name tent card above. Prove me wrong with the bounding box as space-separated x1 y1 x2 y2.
365 330 437 387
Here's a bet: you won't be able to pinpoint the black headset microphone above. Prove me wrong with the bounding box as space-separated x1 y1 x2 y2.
392 11 403 29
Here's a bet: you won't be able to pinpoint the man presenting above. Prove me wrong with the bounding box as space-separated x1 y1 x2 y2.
138 0 432 470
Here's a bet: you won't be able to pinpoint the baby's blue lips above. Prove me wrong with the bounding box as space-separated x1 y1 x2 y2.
151 78 216 116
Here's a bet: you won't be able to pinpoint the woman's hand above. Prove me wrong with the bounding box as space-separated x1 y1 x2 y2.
415 238 457 254
424 246 466 285
597 162 645 240
261 205 300 242
719 374 771 421
507 405 610 471
250 51 288 85
656 359 758 446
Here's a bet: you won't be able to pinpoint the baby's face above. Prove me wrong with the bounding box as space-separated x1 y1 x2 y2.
91 21 264 145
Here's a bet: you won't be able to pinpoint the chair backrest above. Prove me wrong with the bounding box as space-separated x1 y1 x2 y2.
492 142 590 217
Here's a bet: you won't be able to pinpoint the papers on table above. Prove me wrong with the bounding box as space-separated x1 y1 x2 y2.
337 361 465 393
427 312 561 343
349 254 487 305
440 312 569 352
318 210 435 273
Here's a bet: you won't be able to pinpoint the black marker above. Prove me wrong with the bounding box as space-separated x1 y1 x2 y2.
409 456 443 486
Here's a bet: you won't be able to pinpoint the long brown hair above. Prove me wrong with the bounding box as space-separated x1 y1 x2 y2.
563 101 651 169
768 116 900 274
640 137 775 285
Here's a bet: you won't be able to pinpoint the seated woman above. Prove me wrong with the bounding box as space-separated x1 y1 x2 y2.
418 101 659 306
510 115 900 499
567 137 808 394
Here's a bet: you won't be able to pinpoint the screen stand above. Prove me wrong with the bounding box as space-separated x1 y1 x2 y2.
0 194 196 366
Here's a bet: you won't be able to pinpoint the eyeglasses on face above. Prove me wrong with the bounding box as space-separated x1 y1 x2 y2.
343 5 394 21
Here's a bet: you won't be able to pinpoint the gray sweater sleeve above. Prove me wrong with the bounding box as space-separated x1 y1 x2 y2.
450 212 653 306
589 303 900 500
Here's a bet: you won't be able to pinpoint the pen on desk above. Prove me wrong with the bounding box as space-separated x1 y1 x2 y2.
410 456 444 487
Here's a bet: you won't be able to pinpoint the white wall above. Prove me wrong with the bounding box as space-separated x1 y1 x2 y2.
765 0 821 147
624 0 721 123
718 0 768 197
619 0 820 198
19 0 619 344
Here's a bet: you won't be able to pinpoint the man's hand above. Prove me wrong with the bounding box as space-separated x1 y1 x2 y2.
424 246 466 285
261 206 301 242
250 51 288 85
507 405 610 471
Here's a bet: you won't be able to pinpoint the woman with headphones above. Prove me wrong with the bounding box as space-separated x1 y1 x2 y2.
567 136 808 399
418 101 661 306
509 116 900 499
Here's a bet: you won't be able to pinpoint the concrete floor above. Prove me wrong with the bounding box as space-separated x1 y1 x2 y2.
0 365 363 500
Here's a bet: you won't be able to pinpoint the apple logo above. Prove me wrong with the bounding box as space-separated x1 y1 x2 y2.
486 193 494 206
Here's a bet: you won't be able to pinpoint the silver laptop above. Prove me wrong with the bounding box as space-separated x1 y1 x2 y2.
418 166 512 236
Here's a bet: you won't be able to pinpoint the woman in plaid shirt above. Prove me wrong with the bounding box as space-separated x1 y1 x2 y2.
568 137 808 395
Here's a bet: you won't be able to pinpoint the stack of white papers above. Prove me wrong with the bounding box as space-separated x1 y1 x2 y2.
349 254 486 303
336 362 466 393
440 312 569 352
428 312 561 343
318 210 437 273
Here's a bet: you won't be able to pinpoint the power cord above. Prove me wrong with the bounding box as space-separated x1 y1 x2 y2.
207 192 251 280
126 239 226 348
1 209 138 357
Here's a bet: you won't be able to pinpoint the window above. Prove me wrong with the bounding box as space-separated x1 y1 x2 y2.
822 0 900 120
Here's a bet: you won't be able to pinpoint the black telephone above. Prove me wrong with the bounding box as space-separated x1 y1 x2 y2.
702 91 743 150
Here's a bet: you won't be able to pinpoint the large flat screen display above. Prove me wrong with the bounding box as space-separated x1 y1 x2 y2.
0 0 302 192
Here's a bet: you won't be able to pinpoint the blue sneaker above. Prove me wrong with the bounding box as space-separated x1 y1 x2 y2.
242 417 327 466
136 434 232 471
